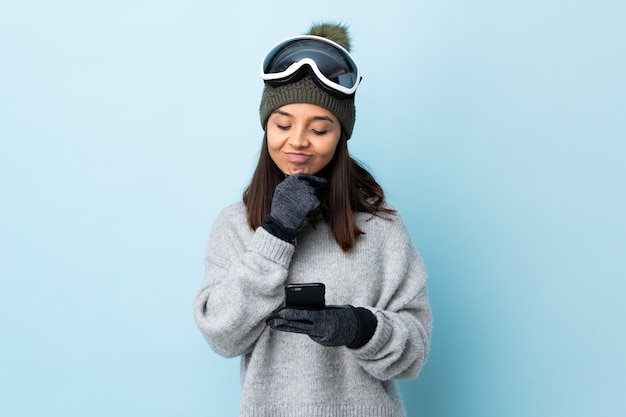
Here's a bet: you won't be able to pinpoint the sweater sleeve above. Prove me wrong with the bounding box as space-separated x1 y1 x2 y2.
350 214 432 381
193 204 295 358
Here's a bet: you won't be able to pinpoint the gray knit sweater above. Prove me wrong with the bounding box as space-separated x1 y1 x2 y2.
194 202 432 417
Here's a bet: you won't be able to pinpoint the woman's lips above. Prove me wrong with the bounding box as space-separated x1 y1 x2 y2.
285 152 311 163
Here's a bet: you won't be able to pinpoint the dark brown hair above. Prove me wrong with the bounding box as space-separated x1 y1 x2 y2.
243 133 395 251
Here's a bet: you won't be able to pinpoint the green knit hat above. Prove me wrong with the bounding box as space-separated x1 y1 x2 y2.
259 23 357 139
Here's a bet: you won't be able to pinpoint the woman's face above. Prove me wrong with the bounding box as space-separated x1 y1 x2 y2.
266 103 342 176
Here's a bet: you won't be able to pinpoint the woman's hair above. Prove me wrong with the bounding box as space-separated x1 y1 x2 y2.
243 133 395 251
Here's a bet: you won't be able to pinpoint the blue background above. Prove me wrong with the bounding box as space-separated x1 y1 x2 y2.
1 1 624 416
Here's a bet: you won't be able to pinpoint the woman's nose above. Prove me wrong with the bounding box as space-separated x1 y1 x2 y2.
288 127 309 148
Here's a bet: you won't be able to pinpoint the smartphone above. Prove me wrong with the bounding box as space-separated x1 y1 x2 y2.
285 283 326 309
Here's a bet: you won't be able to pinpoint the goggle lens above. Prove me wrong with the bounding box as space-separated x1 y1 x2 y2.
261 36 361 95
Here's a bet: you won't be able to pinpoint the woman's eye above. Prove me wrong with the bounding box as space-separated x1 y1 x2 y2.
312 129 328 135
276 124 290 131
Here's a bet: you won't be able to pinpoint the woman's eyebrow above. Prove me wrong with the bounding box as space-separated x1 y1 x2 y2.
273 110 335 123
312 115 335 123
274 109 292 117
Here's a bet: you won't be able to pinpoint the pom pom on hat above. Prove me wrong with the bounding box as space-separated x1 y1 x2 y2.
307 22 352 51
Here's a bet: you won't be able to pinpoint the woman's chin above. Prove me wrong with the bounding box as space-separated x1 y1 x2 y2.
286 167 308 176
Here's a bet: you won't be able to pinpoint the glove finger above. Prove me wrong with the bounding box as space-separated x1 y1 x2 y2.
293 173 328 188
277 307 318 322
267 318 313 334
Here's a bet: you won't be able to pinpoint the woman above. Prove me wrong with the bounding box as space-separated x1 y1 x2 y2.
194 22 432 417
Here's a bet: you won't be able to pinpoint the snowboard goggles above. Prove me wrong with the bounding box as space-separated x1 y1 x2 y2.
261 35 361 96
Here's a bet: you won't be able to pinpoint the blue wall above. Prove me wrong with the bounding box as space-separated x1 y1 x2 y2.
1 1 624 416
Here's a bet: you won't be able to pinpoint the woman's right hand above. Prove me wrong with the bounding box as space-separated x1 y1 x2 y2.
263 174 327 241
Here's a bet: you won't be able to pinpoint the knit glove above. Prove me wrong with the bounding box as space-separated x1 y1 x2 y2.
266 306 377 349
262 174 327 242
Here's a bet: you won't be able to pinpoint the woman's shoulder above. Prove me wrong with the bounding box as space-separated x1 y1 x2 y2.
355 204 415 242
207 201 252 251
210 201 249 233
217 201 247 220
